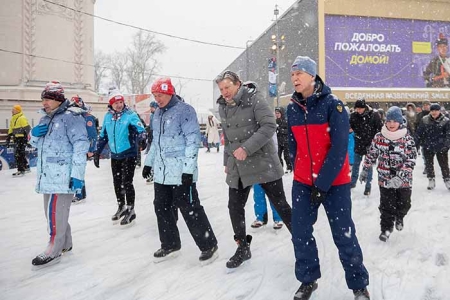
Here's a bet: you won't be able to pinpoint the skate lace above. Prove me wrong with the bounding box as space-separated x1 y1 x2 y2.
37 253 49 260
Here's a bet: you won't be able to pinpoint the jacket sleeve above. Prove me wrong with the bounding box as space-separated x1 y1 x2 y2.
180 105 200 174
414 121 424 149
96 115 109 154
66 114 89 180
362 135 380 171
287 105 297 168
397 135 417 181
241 93 276 155
130 112 145 134
85 115 98 152
315 99 350 192
444 119 450 149
18 116 31 136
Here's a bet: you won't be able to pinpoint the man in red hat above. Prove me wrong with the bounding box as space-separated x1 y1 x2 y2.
142 77 218 264
424 33 450 88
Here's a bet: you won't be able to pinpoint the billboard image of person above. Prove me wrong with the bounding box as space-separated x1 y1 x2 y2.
423 33 450 88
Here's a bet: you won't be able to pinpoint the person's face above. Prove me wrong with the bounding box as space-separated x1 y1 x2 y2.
355 107 365 114
430 110 441 119
275 111 282 119
42 98 61 113
153 93 172 108
386 120 400 132
423 104 430 111
112 100 124 112
217 79 240 102
75 101 83 107
416 107 422 113
437 44 448 57
291 70 315 96
12 108 19 115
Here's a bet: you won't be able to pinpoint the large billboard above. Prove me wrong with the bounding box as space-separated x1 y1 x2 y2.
325 15 450 89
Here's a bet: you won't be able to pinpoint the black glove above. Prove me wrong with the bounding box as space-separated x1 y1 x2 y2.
182 173 193 186
93 153 100 168
311 185 327 206
142 166 152 179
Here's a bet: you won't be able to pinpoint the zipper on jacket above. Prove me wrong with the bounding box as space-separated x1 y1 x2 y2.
158 110 167 184
38 113 56 191
113 114 118 153
303 111 315 185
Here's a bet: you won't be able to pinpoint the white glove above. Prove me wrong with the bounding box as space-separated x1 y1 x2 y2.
386 176 403 189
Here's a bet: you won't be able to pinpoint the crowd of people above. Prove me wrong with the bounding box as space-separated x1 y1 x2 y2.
5 52 450 300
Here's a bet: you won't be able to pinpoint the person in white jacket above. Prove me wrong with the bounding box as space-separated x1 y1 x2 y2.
205 113 221 152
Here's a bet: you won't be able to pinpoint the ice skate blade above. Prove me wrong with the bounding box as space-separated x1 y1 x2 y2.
200 251 219 266
31 256 61 271
225 260 250 273
153 251 181 264
146 181 154 185
120 220 136 228
71 199 86 205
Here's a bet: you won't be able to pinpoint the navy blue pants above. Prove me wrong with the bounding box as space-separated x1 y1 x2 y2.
292 181 369 290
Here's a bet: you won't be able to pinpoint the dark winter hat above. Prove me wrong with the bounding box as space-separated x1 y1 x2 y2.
436 33 448 46
291 56 317 77
41 80 65 102
423 100 431 106
275 107 282 113
354 98 366 109
430 103 441 111
386 106 403 124
151 78 175 95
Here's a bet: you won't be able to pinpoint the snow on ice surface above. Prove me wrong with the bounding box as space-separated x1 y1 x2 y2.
1 150 450 300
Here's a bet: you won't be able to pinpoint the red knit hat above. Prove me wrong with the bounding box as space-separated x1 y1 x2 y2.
109 94 125 105
151 78 175 95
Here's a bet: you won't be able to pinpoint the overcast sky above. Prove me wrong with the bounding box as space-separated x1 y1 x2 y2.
94 0 298 111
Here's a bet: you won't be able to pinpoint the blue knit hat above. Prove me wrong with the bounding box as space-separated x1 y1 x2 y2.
291 56 317 77
386 106 403 124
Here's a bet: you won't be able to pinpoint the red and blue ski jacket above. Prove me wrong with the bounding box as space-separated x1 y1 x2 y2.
287 76 351 192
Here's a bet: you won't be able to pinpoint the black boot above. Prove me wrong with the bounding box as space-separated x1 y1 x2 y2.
353 287 370 299
293 281 318 300
120 205 136 225
226 235 252 268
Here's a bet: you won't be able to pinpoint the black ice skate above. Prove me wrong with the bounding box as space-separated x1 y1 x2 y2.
395 218 404 231
226 235 252 269
111 205 127 224
12 171 25 177
353 287 370 300
32 253 61 269
153 247 181 263
120 206 136 226
293 281 318 300
62 246 72 254
199 245 219 265
363 187 371 196
379 230 391 242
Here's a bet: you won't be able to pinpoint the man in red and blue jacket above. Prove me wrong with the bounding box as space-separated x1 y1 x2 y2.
287 56 370 300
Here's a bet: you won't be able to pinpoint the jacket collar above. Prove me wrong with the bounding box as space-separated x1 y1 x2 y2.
217 81 258 108
159 95 179 112
290 75 330 110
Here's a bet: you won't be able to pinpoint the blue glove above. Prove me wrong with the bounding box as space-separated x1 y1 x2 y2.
31 124 49 137
69 177 85 194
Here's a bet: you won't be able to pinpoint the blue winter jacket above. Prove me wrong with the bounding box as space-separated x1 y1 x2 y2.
144 96 200 185
30 100 89 194
97 106 145 159
348 132 355 165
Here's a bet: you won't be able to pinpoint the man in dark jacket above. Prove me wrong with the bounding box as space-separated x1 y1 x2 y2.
350 99 383 195
275 107 292 173
423 34 449 88
415 103 450 190
287 56 369 300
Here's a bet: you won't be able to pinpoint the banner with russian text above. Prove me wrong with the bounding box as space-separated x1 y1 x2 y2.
325 15 450 88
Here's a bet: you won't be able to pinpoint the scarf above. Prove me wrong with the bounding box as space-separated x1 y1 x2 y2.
381 125 407 141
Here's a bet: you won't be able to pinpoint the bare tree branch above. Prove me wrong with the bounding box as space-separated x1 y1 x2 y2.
94 50 109 92
109 52 128 91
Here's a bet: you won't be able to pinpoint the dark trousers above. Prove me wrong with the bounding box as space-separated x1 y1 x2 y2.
111 157 136 207
379 187 412 232
154 183 217 252
423 149 450 179
278 142 292 171
292 181 369 289
15 137 28 172
228 178 292 241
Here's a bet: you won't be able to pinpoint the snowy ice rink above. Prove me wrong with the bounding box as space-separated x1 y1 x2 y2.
1 148 449 300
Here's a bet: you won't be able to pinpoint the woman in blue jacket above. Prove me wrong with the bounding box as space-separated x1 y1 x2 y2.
94 91 145 226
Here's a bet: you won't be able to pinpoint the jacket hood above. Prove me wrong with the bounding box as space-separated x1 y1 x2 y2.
275 106 286 118
406 103 416 110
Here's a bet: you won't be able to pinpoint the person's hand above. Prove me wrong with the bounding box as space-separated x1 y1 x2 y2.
386 176 403 189
181 173 193 186
359 169 368 183
311 185 327 206
233 147 247 161
142 166 152 179
93 153 100 168
87 152 94 158
69 177 84 193
31 124 48 137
